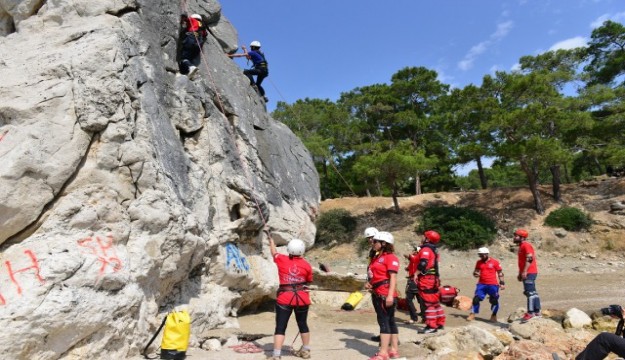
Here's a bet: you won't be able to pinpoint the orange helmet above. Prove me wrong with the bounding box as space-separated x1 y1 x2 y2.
424 230 441 244
514 229 529 238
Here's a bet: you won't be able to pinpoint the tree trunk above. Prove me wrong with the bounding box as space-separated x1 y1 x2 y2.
321 159 329 199
550 164 562 202
476 157 488 189
415 172 422 195
521 159 545 214
593 157 603 175
365 188 371 197
375 178 382 196
563 163 571 184
392 186 401 213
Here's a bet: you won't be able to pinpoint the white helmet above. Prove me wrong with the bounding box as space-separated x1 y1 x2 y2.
287 238 306 256
364 227 379 238
373 231 394 244
190 14 202 20
250 40 261 48
477 247 489 254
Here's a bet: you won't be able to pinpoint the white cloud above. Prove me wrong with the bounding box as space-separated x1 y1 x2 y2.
458 21 514 71
510 63 521 72
548 36 587 51
591 12 625 29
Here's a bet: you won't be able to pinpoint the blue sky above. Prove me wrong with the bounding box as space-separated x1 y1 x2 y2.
221 1 624 173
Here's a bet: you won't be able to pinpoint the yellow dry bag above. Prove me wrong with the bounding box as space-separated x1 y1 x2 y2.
341 291 364 311
143 310 191 360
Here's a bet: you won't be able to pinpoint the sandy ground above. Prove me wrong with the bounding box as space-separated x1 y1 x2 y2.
144 268 624 360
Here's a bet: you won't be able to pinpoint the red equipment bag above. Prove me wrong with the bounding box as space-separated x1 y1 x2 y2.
439 285 459 306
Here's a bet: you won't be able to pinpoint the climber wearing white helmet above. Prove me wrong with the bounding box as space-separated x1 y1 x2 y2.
467 246 505 323
228 40 269 102
364 227 379 264
267 233 313 360
179 13 207 79
365 231 401 360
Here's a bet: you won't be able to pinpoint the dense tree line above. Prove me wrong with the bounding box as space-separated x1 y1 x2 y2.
272 21 625 214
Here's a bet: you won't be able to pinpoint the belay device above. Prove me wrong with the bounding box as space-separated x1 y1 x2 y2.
142 310 191 360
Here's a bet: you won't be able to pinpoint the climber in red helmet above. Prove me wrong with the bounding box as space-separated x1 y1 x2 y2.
514 229 542 323
415 230 445 333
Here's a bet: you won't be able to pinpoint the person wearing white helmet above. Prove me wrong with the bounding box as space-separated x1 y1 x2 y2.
364 227 379 264
228 40 269 102
365 231 400 360
268 233 313 360
467 247 505 323
179 13 207 79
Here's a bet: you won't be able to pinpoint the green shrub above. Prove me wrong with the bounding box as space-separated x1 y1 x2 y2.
544 207 592 232
416 206 497 250
315 208 357 245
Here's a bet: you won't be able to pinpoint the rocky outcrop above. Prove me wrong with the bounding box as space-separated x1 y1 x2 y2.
0 0 319 358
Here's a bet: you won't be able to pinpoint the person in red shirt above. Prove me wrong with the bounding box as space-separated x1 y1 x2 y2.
467 247 505 322
416 230 445 334
404 245 424 324
514 229 542 322
179 13 207 79
365 231 400 360
268 235 313 360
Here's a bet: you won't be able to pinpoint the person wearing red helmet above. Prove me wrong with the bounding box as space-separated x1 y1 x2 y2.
415 230 445 333
514 229 542 322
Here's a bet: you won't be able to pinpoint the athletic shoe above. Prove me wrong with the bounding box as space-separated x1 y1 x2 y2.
292 346 310 359
467 313 475 321
388 350 400 359
263 96 269 102
419 326 438 334
520 312 539 323
368 353 389 360
437 325 445 330
188 66 198 80
405 319 416 324
490 314 498 322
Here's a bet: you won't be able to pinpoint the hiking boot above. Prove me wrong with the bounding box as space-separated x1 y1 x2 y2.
437 325 445 331
188 66 198 80
292 346 311 359
419 326 438 334
467 313 475 321
490 314 498 323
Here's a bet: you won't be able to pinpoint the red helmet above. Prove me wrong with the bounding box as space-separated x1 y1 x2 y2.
514 229 529 238
424 230 441 244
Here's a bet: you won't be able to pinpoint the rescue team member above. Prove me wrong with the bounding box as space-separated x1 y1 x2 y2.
179 13 207 79
268 235 313 360
514 229 542 322
365 227 380 263
365 231 400 360
404 244 425 324
228 40 269 102
467 247 505 322
416 230 445 334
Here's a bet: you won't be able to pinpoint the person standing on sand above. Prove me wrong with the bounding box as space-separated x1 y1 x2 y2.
268 235 313 360
404 244 425 324
416 230 446 334
467 247 505 323
366 231 400 360
514 229 542 322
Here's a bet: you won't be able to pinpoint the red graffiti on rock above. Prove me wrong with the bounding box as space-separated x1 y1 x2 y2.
1 250 46 305
77 234 122 277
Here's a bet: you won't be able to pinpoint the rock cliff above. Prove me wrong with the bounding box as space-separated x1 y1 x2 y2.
0 0 320 358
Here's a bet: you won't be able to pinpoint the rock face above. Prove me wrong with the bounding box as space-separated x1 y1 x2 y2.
0 0 320 358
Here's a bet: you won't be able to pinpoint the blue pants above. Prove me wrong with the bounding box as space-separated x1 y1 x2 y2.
472 283 500 314
523 273 541 314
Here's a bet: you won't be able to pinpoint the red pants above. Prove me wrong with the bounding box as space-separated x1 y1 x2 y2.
418 275 445 328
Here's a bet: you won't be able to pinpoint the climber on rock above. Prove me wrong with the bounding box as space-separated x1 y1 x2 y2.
228 40 269 102
179 13 207 79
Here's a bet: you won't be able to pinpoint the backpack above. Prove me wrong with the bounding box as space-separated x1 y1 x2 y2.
439 285 459 306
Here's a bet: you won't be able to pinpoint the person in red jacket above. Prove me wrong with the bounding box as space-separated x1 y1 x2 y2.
366 231 400 360
514 229 542 322
404 244 424 324
269 235 313 360
416 230 445 333
179 13 207 79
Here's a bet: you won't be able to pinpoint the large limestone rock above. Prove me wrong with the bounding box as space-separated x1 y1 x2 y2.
0 0 319 358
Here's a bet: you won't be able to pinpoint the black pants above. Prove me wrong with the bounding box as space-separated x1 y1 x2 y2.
406 279 424 321
372 295 398 334
244 68 268 96
576 332 625 360
180 33 202 74
274 303 309 335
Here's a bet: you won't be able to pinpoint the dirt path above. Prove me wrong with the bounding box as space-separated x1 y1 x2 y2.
159 269 624 360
